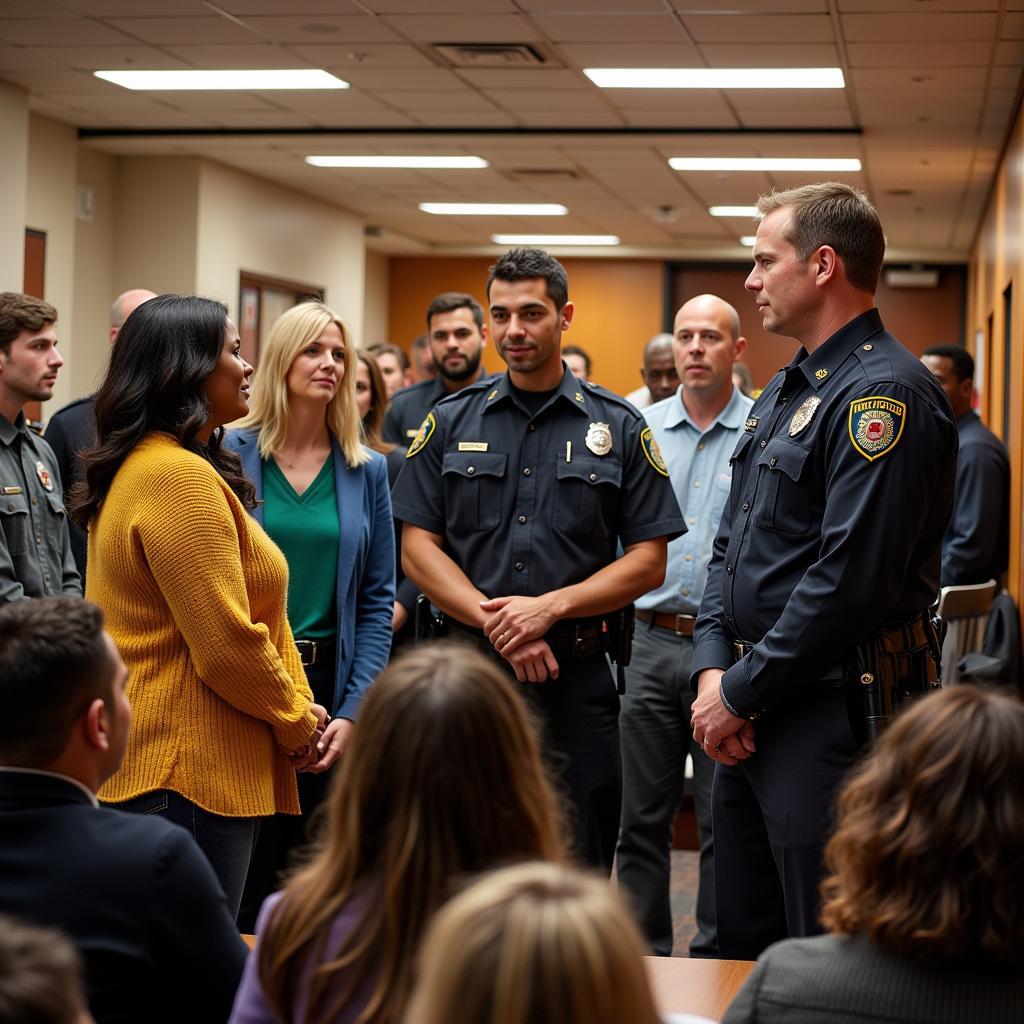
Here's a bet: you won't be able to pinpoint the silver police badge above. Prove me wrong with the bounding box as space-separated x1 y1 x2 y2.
789 396 821 437
585 422 613 456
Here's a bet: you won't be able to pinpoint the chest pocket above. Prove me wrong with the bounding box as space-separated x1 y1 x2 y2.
753 437 812 536
441 451 507 534
0 493 30 556
553 456 622 542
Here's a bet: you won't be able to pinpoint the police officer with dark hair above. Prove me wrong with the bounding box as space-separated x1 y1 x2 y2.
690 183 957 960
392 248 685 871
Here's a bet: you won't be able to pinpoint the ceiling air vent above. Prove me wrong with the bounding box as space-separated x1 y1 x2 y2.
433 43 545 67
509 168 581 181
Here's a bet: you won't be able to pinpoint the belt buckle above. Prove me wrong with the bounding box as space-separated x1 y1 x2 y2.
673 613 690 636
732 641 746 661
574 624 585 649
297 640 317 666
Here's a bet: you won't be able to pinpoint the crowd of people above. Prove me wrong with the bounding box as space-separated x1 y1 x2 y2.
0 180 1020 1024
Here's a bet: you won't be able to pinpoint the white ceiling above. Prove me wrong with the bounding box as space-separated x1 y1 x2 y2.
2 0 1022 262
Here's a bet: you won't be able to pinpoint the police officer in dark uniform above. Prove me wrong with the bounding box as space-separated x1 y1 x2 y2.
690 183 957 960
392 248 685 871
382 292 493 447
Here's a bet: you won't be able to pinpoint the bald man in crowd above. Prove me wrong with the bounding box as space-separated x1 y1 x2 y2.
625 333 680 409
45 288 156 579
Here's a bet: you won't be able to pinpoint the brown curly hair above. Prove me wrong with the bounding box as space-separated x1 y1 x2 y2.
820 686 1024 964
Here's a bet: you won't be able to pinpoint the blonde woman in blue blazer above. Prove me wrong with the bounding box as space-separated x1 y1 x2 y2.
225 301 394 929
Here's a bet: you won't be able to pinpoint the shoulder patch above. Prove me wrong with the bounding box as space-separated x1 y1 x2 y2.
406 412 436 458
848 396 906 461
640 426 669 476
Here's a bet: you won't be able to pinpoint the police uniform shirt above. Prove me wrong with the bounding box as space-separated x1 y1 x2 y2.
382 377 448 446
43 392 95 577
692 308 957 719
0 411 82 602
392 366 685 602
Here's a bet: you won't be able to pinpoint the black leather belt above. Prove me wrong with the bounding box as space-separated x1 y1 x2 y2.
446 618 605 661
732 639 845 683
294 639 335 667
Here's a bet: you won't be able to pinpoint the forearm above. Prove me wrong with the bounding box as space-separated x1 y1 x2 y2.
402 525 488 627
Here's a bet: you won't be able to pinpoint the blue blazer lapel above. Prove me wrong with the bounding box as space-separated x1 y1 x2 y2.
234 430 266 525
332 439 363 626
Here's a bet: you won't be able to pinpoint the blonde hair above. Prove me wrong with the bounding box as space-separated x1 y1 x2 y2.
406 862 662 1024
258 646 568 1024
237 301 369 467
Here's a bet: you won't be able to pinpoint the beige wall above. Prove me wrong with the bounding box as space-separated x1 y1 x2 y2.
0 82 28 290
362 250 390 346
196 160 366 342
26 115 78 410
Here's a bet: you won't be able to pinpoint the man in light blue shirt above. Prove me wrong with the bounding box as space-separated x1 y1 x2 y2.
617 293 753 957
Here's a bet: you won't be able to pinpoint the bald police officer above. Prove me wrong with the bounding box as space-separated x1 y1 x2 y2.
690 183 957 959
393 248 684 871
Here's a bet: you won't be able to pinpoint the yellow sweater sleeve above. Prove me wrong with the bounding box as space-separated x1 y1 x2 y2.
132 454 316 752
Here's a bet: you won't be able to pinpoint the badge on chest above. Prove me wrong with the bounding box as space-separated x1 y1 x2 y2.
585 422 612 456
789 396 821 437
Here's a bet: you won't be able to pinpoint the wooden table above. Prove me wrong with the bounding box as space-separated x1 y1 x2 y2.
645 956 754 1022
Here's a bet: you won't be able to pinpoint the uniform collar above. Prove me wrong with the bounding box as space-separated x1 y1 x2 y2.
798 308 884 390
0 411 28 447
483 365 590 417
663 384 748 432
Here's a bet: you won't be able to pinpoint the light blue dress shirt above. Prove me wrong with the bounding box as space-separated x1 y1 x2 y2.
637 385 754 615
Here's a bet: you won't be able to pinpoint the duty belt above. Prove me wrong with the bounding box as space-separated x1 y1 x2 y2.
446 618 606 661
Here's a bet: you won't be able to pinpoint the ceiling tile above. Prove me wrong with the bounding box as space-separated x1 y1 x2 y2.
161 44 315 68
849 67 988 90
338 67 466 89
521 0 665 9
531 14 689 43
0 17 136 45
558 41 701 65
31 45 192 69
696 42 838 65
105 17 262 45
381 14 541 42
361 0 516 11
4 0 83 14
372 89 500 110
456 68 582 89
286 42 436 67
841 12 998 42
682 14 834 43
215 0 363 12
0 68 132 93
674 0 826 9
0 45 77 70
485 88 606 110
238 16 403 44
506 108 625 126
847 41 992 66
838 0 998 10
994 40 1024 64
64 0 212 12
406 109 519 126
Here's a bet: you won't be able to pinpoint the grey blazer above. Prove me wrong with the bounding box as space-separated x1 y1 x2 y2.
723 933 1024 1024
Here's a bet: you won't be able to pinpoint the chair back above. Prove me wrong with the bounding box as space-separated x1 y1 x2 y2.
937 579 999 685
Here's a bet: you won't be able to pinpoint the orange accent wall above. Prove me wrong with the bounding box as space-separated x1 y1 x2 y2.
387 257 664 395
968 95 1024 610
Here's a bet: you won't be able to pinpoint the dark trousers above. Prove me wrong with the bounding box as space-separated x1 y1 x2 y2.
712 682 861 960
237 656 334 933
617 625 717 957
443 630 621 873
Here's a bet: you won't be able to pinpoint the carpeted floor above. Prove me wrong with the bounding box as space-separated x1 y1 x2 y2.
669 849 700 956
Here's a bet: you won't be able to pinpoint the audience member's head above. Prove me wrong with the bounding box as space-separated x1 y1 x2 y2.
0 597 129 793
821 686 1024 965
0 915 92 1024
72 294 256 524
406 862 662 1024
410 333 437 383
0 292 61 419
562 344 592 381
921 345 974 418
673 294 745 405
108 289 156 344
641 333 678 403
487 247 569 311
732 361 755 397
258 645 568 1024
367 342 410 400
355 350 393 455
424 293 487 385
238 300 365 467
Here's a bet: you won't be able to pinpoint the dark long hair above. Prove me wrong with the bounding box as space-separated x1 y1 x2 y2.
71 294 255 525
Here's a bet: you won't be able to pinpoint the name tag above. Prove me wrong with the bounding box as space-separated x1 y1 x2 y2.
458 442 489 452
1 486 22 495
744 417 759 434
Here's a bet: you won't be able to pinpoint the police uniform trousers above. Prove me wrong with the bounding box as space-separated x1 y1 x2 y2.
617 623 717 957
712 679 860 961
445 630 621 874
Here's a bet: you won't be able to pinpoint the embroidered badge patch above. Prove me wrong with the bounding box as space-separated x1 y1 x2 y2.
406 412 435 458
640 427 669 476
848 397 906 461
35 461 53 492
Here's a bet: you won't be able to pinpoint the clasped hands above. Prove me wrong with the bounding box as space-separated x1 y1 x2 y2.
691 669 757 765
480 594 559 684
286 703 354 773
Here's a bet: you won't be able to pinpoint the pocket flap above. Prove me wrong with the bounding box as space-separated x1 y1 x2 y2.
729 431 754 465
556 457 622 487
756 438 810 482
441 451 507 479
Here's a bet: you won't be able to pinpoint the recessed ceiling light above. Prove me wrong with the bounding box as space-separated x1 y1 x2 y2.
670 157 861 172
491 234 619 246
94 69 349 90
584 67 844 89
709 206 759 218
306 156 488 169
419 203 568 216
740 236 758 247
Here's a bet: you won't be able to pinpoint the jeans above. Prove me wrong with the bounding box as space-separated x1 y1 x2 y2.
109 789 257 920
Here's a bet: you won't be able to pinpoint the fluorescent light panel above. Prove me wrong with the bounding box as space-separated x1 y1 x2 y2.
94 69 348 90
740 236 758 247
709 206 759 218
584 67 844 89
420 203 567 216
307 155 487 169
670 157 861 172
491 234 619 246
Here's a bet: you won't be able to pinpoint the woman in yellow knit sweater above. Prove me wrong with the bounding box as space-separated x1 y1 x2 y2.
72 294 328 917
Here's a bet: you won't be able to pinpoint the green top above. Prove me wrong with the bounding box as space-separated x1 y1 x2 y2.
262 454 338 640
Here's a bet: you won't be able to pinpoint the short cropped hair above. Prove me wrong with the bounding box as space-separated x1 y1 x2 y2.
487 248 569 311
0 916 88 1024
821 687 1024 964
755 182 885 294
0 597 112 767
923 344 974 383
561 345 592 377
425 292 484 332
0 292 58 355
367 342 409 370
